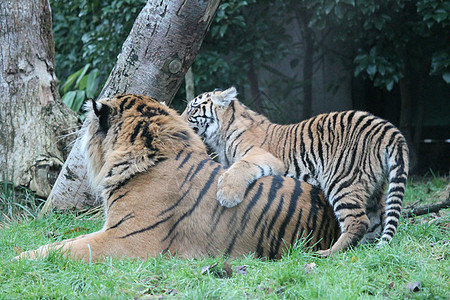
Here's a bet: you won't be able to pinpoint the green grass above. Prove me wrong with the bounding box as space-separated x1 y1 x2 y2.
0 177 449 299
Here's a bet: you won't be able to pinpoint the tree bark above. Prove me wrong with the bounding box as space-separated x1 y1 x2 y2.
185 67 195 101
247 62 262 113
41 0 221 213
0 0 78 198
296 9 314 120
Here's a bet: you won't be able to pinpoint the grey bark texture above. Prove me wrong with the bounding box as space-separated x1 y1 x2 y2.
0 0 78 198
42 0 221 213
185 67 195 101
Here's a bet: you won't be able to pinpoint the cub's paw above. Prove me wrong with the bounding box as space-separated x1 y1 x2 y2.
217 172 247 208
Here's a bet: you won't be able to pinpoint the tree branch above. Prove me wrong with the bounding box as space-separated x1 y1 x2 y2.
402 198 450 218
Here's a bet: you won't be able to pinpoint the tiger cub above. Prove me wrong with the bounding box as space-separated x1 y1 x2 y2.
182 87 409 257
16 94 339 261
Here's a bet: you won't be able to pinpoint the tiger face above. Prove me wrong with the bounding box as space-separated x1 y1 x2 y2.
181 88 238 138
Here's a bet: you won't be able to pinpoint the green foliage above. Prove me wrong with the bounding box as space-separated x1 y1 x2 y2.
51 0 449 118
300 0 450 90
60 64 101 116
0 178 449 298
51 0 146 83
192 0 291 93
0 173 43 223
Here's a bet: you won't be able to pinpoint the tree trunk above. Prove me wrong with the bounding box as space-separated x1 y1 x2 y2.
41 0 221 213
247 62 262 113
295 9 314 120
0 0 78 198
185 67 195 101
399 75 417 172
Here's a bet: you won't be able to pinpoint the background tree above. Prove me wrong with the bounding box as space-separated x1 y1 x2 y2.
51 0 449 174
43 0 221 211
0 0 78 198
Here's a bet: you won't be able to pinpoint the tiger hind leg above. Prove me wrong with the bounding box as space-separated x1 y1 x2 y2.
360 185 386 244
317 191 370 257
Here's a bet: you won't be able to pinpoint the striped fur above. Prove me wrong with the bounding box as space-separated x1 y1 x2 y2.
182 87 409 256
16 94 339 261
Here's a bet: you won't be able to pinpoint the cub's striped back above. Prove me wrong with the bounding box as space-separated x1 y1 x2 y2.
182 87 409 256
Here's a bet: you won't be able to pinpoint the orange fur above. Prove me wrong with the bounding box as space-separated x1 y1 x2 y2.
16 94 339 261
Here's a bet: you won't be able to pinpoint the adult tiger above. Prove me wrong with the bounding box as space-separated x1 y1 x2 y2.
182 87 409 257
16 94 339 261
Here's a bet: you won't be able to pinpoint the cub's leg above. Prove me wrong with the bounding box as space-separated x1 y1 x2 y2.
317 189 370 257
15 229 135 262
360 185 386 244
217 147 285 207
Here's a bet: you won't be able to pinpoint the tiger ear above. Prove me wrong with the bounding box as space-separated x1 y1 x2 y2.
212 86 238 107
91 99 102 117
90 99 111 133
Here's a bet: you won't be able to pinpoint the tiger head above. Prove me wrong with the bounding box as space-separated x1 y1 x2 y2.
181 87 238 138
81 94 205 191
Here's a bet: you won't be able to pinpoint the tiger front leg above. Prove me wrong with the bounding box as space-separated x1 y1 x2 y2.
15 230 118 262
217 149 285 207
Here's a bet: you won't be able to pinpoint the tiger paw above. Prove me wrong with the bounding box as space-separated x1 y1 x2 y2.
216 172 247 208
315 249 332 258
14 249 41 260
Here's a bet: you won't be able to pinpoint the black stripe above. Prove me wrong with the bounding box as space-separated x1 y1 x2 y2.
162 232 179 254
253 176 284 235
177 152 192 169
108 191 129 210
124 98 136 111
266 196 284 238
386 219 398 227
290 207 304 246
306 188 320 237
120 214 173 238
240 183 264 229
224 101 236 133
158 187 191 217
270 179 301 257
163 165 221 242
130 121 143 144
241 145 254 157
260 124 273 147
388 186 405 194
292 124 301 178
189 159 210 180
107 177 132 197
255 221 268 258
175 150 184 161
335 202 362 211
106 212 134 231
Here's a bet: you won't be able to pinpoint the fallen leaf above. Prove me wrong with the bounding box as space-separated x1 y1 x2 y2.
200 262 218 274
64 227 88 235
46 231 60 239
405 281 422 293
304 262 316 274
235 265 248 275
222 262 233 278
257 284 273 294
13 245 23 255
351 256 358 263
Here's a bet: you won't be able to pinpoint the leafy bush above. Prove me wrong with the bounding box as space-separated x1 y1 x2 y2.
60 64 101 117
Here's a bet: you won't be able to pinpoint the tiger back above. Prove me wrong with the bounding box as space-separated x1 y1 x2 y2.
182 87 409 257
16 94 340 261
